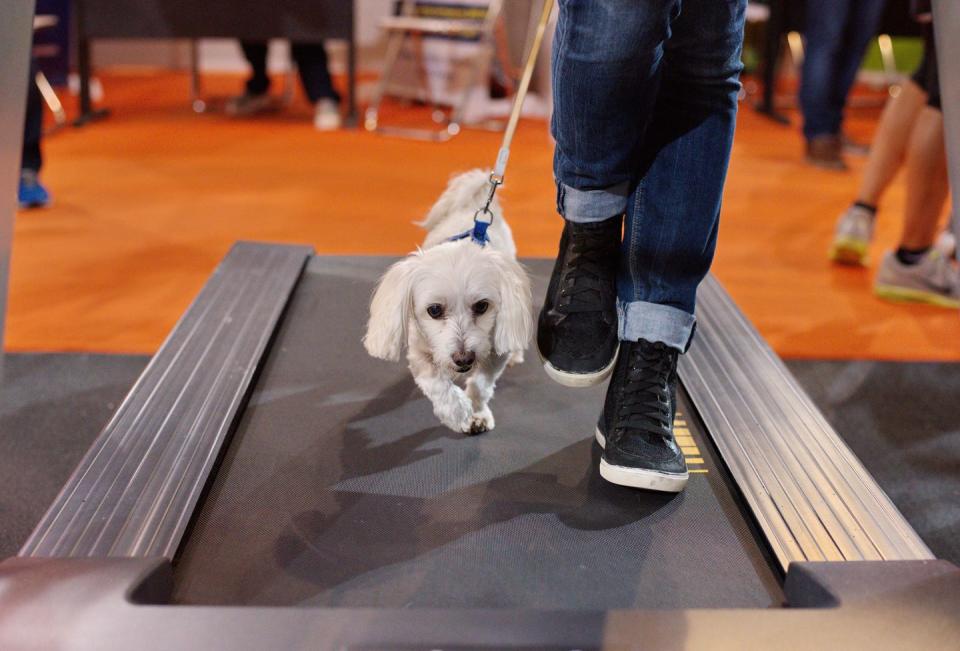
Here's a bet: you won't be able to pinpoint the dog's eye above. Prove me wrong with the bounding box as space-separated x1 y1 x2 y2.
472 300 490 316
426 304 444 319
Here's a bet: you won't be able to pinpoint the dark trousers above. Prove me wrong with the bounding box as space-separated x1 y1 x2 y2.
241 41 340 104
799 0 887 139
22 58 42 173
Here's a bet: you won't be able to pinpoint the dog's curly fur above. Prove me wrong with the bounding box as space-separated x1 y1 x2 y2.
363 170 534 434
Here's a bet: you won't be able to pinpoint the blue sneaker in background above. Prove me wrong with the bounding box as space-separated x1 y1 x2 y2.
18 170 51 209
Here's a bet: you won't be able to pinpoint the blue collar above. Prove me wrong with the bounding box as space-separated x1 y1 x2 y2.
449 220 491 247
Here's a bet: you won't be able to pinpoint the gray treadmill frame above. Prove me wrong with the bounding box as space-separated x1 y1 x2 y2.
2 242 957 650
0 1 36 376
933 0 960 245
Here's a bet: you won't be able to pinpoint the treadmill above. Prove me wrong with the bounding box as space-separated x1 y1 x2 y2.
2 242 958 649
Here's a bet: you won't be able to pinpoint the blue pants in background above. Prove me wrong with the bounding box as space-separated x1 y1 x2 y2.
799 0 887 140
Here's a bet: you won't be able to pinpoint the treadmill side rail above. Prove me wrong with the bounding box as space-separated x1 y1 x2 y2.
680 275 934 570
19 242 312 559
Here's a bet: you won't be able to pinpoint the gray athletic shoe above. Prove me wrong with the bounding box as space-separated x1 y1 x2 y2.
829 204 875 266
874 249 960 309
225 92 273 117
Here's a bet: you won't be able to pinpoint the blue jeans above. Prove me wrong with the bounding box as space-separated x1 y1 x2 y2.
799 0 886 140
552 0 745 351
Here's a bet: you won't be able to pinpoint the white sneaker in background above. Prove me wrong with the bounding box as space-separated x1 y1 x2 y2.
314 98 342 131
934 229 956 259
829 204 875 266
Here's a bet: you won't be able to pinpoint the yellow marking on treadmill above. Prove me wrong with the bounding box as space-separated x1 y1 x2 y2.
673 414 708 473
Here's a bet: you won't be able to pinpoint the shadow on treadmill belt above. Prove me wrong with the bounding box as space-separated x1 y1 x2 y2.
172 258 783 609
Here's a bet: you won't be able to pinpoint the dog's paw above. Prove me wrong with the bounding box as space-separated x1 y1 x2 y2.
435 392 474 433
468 406 495 435
507 351 524 367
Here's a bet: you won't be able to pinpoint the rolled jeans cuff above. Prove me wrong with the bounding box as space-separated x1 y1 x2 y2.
557 181 630 223
617 299 697 353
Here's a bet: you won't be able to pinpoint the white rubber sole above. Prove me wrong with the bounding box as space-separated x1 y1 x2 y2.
594 426 688 493
540 345 619 388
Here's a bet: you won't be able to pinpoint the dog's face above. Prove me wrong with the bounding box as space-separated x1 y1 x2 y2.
364 240 532 372
411 249 499 373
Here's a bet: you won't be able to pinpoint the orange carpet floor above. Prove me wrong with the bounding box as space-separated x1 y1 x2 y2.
7 70 958 360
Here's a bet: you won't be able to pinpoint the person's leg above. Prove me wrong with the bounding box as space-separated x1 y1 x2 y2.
291 42 342 130
829 80 926 265
226 41 273 117
800 0 852 142
874 105 956 307
19 58 50 209
828 0 888 137
290 42 340 104
857 81 927 206
539 0 678 386
898 107 949 251
597 0 745 492
21 58 42 174
241 41 271 96
619 0 746 350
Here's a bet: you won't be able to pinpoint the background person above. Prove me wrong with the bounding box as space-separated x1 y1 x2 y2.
800 0 887 170
227 40 342 131
830 25 943 265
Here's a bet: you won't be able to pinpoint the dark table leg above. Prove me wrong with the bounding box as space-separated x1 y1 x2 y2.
345 32 358 127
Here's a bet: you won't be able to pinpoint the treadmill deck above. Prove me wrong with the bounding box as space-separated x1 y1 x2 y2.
172 257 783 608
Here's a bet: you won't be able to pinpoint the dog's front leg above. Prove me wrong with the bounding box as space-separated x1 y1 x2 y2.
409 350 474 433
465 352 511 434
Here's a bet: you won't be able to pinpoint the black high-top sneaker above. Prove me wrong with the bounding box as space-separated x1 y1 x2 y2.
537 216 621 387
595 339 688 492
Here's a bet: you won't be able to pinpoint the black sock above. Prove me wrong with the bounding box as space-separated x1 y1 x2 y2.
853 201 877 216
895 246 930 266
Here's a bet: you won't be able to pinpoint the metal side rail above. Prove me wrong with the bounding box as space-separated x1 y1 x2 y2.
19 242 312 559
680 275 934 571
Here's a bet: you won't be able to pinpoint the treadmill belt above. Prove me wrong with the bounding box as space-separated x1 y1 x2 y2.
172 257 783 609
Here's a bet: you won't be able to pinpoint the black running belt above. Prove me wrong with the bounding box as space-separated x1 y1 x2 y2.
172 258 783 609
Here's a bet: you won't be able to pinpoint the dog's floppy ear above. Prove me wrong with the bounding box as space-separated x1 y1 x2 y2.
492 252 534 355
363 255 420 361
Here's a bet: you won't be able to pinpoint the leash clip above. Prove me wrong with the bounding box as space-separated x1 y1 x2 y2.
465 173 502 246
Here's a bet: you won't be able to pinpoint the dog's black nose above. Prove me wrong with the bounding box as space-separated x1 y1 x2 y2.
452 351 476 371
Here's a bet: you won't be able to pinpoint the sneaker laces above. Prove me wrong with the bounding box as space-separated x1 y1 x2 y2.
557 230 617 314
616 342 676 442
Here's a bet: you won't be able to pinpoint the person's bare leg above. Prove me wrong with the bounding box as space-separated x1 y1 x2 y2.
830 81 927 265
898 106 949 250
874 106 957 309
856 80 926 206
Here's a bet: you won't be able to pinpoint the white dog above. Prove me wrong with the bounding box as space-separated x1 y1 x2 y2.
363 170 534 434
